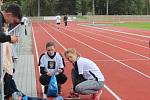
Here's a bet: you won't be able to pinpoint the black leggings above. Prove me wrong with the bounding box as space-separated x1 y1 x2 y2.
39 73 67 86
4 73 19 99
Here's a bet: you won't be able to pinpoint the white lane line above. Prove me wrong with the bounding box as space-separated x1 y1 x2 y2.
39 23 122 100
64 58 150 63
104 85 121 100
32 25 45 98
84 59 150 62
75 28 150 49
65 28 150 60
32 26 39 61
81 24 150 39
79 25 148 43
45 23 150 79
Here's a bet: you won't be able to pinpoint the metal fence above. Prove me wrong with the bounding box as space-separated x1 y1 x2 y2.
30 15 150 24
0 42 3 100
75 15 150 23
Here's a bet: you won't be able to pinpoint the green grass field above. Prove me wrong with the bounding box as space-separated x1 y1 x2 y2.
114 22 150 30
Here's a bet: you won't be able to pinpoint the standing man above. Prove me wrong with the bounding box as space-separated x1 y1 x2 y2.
38 41 67 94
55 14 61 29
21 16 28 35
63 15 68 27
0 4 22 100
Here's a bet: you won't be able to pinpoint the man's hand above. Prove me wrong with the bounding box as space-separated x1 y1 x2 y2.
10 36 18 43
47 71 52 76
58 69 63 73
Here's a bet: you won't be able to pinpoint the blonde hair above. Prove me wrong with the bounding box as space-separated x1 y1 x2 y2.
64 48 80 57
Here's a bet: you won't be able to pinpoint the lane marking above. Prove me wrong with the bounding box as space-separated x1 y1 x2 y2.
79 25 148 43
65 27 150 60
44 23 150 79
75 27 150 49
39 23 122 100
64 58 150 62
32 25 44 98
80 24 150 39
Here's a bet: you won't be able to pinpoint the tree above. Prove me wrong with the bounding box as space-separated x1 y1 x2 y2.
81 0 93 15
2 0 149 16
108 0 146 15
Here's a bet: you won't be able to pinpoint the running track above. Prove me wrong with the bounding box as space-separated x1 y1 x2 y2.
32 21 150 100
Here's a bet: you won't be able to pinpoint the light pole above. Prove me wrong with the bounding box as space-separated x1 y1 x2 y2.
92 0 95 15
147 0 150 15
92 0 95 24
106 0 109 15
0 1 4 99
38 0 40 16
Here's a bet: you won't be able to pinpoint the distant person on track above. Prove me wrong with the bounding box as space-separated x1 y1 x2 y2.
64 48 105 100
55 14 61 29
21 16 28 35
63 14 68 27
38 41 67 94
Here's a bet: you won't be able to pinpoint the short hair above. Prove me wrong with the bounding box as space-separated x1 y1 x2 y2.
64 48 80 57
46 41 55 48
5 4 22 20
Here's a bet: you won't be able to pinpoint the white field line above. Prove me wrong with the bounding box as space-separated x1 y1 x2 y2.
65 28 150 60
39 23 122 100
75 28 150 49
32 25 45 98
45 23 150 79
64 58 150 63
80 24 150 39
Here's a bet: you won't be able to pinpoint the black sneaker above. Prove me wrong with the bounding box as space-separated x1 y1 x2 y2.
65 92 80 100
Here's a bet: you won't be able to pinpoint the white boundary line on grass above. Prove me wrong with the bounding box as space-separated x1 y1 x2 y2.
39 23 122 100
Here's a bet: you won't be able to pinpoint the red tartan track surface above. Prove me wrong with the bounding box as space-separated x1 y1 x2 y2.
32 21 150 100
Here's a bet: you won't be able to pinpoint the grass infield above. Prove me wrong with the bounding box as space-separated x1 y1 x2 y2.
114 22 150 30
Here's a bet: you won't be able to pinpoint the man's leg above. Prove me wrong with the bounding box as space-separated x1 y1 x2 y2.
39 74 50 94
4 73 14 99
56 73 67 93
75 80 104 95
71 68 85 92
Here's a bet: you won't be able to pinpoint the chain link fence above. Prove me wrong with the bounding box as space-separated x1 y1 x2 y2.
0 21 28 99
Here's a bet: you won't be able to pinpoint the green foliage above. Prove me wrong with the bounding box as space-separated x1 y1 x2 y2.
81 0 91 15
40 0 56 16
2 0 150 16
1 0 22 10
109 0 147 15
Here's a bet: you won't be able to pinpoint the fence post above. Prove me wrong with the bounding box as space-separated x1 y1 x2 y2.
0 44 4 100
0 1 4 99
0 44 1 99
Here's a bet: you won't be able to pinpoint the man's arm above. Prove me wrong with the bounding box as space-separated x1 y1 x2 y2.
0 32 11 43
38 53 48 75
0 32 18 43
40 67 47 74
